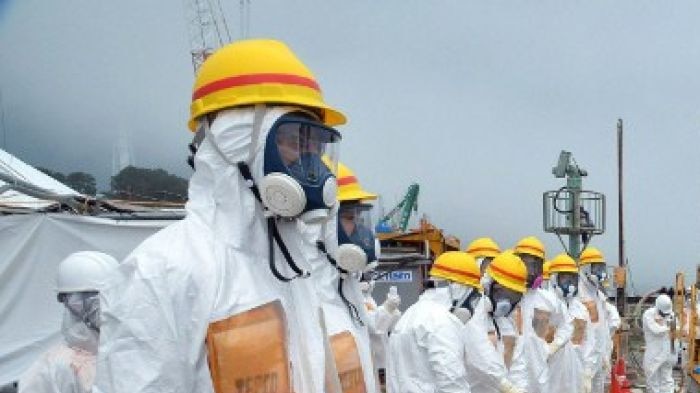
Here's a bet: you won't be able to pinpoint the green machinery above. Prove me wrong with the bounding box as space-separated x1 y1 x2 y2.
375 183 419 233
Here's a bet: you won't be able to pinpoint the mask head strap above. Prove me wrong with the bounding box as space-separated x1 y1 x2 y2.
247 104 266 163
266 216 310 282
237 161 264 205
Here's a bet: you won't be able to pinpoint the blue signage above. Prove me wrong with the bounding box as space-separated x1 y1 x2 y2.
377 270 413 283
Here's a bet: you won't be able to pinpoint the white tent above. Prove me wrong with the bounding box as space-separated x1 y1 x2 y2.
0 213 176 386
0 148 184 386
0 149 79 209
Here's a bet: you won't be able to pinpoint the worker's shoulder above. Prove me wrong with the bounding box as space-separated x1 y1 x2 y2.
120 217 214 277
413 300 460 330
530 288 559 311
642 306 657 320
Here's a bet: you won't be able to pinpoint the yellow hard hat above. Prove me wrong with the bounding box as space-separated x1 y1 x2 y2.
579 247 605 266
486 251 527 294
189 39 346 131
465 237 501 259
542 261 552 280
514 236 546 260
337 162 377 202
429 251 482 290
549 253 579 274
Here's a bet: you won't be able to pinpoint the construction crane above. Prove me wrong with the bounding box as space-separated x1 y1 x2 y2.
184 0 231 71
376 183 419 234
185 0 251 72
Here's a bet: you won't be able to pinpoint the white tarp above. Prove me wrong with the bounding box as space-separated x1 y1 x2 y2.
0 213 176 385
0 149 78 209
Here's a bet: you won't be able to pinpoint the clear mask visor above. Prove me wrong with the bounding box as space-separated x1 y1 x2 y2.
339 204 374 240
520 254 543 285
273 119 340 185
58 291 100 329
556 272 579 288
491 282 523 306
589 263 607 278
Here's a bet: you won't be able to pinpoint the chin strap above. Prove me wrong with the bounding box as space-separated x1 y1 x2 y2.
317 241 364 326
237 161 310 282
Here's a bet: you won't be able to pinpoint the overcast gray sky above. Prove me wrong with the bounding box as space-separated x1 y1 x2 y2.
0 1 698 293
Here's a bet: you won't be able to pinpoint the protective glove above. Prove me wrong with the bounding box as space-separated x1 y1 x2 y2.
582 369 593 393
665 314 675 325
546 341 560 360
499 378 524 393
602 358 611 373
382 292 401 314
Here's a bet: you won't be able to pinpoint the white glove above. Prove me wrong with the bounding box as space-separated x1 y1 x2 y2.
582 369 593 393
383 293 401 314
546 341 560 360
499 378 524 393
602 358 611 373
665 314 675 325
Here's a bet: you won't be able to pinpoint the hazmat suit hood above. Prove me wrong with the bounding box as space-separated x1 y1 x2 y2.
191 107 340 283
95 106 338 393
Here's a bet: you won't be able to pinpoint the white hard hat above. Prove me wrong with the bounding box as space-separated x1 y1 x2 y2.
655 294 673 314
56 251 119 293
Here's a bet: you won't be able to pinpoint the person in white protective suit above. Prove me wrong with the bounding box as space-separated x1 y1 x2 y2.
463 251 529 393
358 276 401 380
513 236 574 393
94 39 352 393
578 247 613 393
315 161 385 393
386 251 479 393
604 299 621 384
547 253 599 393
643 294 676 393
19 251 119 393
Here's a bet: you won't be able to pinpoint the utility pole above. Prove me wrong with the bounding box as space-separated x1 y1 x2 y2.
616 119 626 315
565 156 583 258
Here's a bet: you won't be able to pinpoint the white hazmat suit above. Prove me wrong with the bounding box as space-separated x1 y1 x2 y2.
94 108 342 393
642 304 675 393
20 251 118 393
309 217 378 393
462 298 527 393
19 310 98 393
361 283 401 372
578 276 610 393
386 287 470 393
546 287 598 393
519 287 574 393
